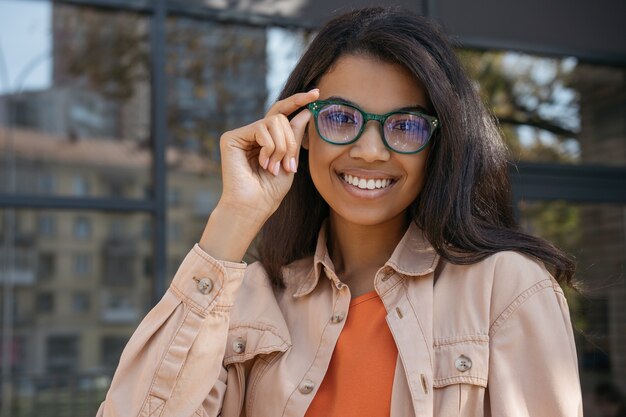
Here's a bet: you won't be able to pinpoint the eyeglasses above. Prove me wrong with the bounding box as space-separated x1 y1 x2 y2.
306 100 439 154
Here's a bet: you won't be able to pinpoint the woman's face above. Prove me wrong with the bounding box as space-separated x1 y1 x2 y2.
304 54 432 227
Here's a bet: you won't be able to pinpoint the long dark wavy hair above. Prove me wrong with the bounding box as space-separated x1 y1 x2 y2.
257 6 576 288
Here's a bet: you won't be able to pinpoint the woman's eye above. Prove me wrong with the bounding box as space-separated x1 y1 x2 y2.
391 118 424 132
325 111 356 124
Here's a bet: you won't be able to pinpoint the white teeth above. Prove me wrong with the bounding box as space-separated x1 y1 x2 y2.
341 174 393 190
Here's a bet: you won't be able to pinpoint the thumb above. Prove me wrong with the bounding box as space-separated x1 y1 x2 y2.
290 109 312 147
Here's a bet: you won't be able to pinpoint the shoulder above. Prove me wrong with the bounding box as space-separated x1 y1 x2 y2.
436 250 564 329
439 250 558 293
483 250 563 299
486 251 563 314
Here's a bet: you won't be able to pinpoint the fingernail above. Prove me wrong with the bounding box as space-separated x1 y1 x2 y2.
289 157 297 173
308 88 319 94
262 158 269 170
272 161 280 176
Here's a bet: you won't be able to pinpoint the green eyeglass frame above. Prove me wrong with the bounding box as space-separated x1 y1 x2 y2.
306 100 440 154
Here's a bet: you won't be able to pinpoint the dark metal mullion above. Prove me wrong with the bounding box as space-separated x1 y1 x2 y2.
53 0 626 66
458 35 626 67
510 162 626 204
0 195 155 212
54 0 153 14
427 0 438 18
150 0 168 305
422 0 438 18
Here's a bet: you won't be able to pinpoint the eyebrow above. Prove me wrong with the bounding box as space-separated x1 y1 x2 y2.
324 95 430 114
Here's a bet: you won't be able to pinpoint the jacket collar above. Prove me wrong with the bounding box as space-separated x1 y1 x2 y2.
292 219 440 298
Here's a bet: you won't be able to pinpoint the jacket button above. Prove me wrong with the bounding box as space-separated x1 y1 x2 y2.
299 379 315 394
455 355 472 372
331 313 345 323
232 338 246 354
196 278 213 294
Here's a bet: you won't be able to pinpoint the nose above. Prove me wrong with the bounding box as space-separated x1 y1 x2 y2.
348 121 391 162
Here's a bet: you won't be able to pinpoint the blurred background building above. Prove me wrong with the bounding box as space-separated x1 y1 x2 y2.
0 0 624 416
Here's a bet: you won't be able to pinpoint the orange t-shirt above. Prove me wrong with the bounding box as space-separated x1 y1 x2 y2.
304 290 398 417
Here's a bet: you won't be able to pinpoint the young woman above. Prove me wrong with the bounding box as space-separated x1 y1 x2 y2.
97 7 583 417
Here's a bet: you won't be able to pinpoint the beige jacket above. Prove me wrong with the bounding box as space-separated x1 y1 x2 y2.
97 222 583 417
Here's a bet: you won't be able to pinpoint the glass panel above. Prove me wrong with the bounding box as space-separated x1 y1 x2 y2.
519 201 626 415
266 27 310 107
164 19 308 269
0 208 152 415
0 1 152 199
460 50 626 167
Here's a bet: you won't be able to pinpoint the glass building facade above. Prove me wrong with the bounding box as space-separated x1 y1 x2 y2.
0 1 624 416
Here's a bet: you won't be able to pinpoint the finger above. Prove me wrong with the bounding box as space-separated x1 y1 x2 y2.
279 116 298 173
288 109 312 173
266 117 288 176
266 88 319 117
254 123 274 170
290 108 312 145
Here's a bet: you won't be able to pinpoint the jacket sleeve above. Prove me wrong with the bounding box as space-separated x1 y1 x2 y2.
487 274 583 417
96 244 247 417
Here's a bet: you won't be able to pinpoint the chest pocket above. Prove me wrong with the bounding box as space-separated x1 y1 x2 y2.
432 336 489 417
220 325 291 417
224 324 291 366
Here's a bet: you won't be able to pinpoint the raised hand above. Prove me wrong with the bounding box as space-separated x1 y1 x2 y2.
199 89 320 262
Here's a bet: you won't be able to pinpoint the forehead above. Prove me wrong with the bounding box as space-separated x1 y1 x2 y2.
317 54 429 113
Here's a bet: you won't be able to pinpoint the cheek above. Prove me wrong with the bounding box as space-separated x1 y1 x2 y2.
409 150 430 185
399 153 429 201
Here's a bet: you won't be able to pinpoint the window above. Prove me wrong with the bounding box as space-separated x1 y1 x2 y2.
101 337 128 371
72 175 90 196
73 253 92 275
101 290 137 323
37 253 56 280
73 216 92 239
103 255 134 285
37 174 56 194
72 292 90 313
109 219 126 239
36 292 54 314
37 214 56 237
46 335 78 374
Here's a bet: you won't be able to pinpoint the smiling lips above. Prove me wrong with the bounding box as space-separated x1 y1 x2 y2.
340 173 395 190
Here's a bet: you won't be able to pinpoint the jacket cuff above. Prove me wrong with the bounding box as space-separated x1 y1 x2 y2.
169 244 247 316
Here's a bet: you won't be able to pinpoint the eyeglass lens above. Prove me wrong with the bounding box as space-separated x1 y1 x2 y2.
316 103 432 153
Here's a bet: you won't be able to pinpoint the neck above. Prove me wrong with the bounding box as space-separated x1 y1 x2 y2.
327 211 410 282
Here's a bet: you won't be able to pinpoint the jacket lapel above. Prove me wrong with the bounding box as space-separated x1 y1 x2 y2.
383 270 435 417
381 221 438 417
